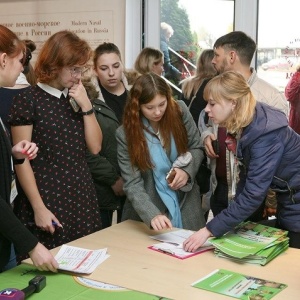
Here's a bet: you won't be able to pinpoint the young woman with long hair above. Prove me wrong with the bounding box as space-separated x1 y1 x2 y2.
181 49 216 125
116 73 206 231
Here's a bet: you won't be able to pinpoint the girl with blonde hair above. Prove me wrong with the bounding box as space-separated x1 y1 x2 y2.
134 47 164 76
181 49 216 125
184 71 300 251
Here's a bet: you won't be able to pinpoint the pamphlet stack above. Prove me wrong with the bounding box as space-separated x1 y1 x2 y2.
209 221 289 265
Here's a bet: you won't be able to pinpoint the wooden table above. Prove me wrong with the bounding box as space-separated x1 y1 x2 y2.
24 220 300 299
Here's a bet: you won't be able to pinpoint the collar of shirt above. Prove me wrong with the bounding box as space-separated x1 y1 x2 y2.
37 82 68 99
16 73 30 85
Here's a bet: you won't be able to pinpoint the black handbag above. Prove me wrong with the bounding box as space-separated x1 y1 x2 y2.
195 154 211 195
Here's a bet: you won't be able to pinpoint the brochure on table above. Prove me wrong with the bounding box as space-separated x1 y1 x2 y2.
55 245 109 274
209 221 289 265
149 229 214 259
192 268 287 299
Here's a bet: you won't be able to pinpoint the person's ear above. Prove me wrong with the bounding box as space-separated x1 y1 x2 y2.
0 53 7 69
231 100 237 111
229 51 237 63
92 67 98 77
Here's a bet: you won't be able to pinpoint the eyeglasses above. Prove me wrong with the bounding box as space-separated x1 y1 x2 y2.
68 66 89 77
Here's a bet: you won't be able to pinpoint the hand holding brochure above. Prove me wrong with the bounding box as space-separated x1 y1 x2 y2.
55 245 110 274
149 229 214 259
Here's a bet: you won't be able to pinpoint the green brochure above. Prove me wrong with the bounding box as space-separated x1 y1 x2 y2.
192 269 287 299
209 221 289 264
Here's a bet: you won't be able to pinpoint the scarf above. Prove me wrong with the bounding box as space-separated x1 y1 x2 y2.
142 118 183 228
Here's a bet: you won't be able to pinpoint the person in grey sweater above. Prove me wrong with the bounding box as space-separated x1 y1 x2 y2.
116 73 206 231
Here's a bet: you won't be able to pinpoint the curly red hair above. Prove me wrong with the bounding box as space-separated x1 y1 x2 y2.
35 30 92 83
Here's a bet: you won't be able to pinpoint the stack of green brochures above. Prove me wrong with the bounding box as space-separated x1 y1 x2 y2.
192 268 287 299
209 221 289 265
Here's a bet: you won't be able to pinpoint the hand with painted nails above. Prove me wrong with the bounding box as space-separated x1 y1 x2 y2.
12 140 38 160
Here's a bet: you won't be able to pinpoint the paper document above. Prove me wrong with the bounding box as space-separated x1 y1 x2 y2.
149 242 214 259
149 229 214 259
55 245 110 274
150 229 212 247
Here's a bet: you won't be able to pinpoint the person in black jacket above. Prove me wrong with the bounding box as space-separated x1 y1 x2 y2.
0 24 58 272
88 43 128 228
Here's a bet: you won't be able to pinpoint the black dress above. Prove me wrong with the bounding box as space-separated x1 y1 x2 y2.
8 85 101 252
0 120 38 269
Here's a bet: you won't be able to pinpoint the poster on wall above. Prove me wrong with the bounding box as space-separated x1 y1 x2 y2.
0 0 125 63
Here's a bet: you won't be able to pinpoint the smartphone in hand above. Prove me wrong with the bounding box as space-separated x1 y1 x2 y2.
166 168 176 184
69 97 80 112
212 139 220 155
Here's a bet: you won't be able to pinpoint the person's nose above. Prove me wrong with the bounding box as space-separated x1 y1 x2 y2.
108 67 114 76
154 107 161 115
204 103 210 113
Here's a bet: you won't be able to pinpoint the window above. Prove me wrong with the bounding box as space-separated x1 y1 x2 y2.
160 0 234 85
257 0 300 92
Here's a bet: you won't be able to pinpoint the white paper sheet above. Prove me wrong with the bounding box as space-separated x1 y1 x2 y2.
55 245 110 274
150 229 212 248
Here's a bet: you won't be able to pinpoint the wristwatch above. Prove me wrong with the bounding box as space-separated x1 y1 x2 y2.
80 108 94 115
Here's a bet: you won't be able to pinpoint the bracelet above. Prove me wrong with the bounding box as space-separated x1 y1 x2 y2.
80 108 94 115
13 158 25 165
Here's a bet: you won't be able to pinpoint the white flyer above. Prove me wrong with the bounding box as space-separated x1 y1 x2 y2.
150 229 212 248
55 245 110 274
